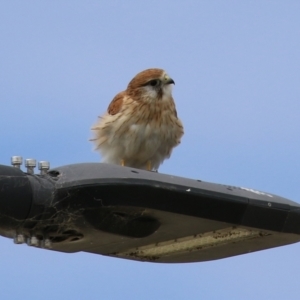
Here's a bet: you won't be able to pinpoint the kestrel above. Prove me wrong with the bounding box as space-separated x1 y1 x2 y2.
91 68 184 171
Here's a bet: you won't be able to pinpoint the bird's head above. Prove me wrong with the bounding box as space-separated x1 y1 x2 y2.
127 68 175 101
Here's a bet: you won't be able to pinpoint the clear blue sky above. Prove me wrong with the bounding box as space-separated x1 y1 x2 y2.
1 1 300 299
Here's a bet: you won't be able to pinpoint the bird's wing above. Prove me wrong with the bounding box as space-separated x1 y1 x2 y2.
107 91 126 115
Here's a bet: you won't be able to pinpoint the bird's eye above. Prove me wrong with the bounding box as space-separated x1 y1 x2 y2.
148 80 159 87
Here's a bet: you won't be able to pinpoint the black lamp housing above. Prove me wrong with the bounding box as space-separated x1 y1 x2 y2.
1 162 300 263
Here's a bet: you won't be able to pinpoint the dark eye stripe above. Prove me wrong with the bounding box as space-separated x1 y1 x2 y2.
149 80 158 86
142 79 161 87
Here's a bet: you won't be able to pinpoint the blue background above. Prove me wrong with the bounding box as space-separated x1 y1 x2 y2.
1 1 300 299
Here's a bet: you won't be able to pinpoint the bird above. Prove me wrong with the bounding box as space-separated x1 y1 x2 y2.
91 68 184 171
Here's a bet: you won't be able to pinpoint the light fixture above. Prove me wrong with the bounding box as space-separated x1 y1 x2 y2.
118 227 269 259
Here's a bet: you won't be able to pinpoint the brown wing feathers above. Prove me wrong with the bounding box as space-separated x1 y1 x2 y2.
107 91 125 115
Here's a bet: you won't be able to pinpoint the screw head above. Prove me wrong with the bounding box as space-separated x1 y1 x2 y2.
38 161 50 170
14 234 26 244
42 238 52 249
25 159 37 168
11 156 23 167
27 236 39 247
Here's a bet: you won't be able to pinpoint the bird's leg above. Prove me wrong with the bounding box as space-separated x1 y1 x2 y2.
120 159 125 167
146 160 152 171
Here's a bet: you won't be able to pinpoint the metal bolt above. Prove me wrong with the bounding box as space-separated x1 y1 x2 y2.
14 234 26 244
25 159 36 174
38 161 50 175
11 156 23 169
41 238 52 249
27 236 39 247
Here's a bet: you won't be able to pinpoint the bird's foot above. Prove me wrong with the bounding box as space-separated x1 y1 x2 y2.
146 161 152 171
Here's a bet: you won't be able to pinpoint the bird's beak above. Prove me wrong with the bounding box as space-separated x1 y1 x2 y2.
165 77 175 85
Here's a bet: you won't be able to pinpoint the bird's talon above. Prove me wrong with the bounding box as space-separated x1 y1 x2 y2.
147 161 152 171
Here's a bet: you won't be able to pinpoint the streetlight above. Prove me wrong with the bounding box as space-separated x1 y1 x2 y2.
1 157 300 263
